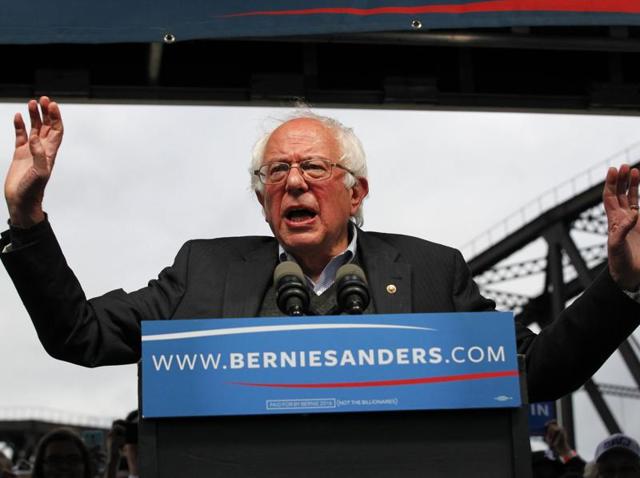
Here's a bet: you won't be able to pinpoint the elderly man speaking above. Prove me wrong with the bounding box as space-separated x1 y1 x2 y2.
2 97 639 403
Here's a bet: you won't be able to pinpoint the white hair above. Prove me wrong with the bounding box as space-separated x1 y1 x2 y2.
250 110 368 227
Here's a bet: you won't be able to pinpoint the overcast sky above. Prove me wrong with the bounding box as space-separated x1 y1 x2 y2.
1 102 639 459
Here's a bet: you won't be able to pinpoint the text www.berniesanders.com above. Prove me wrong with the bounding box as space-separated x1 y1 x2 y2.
151 346 506 372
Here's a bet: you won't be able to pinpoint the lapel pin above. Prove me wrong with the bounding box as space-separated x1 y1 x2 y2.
386 284 397 294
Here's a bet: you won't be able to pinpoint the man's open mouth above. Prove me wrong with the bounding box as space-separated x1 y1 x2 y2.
285 208 317 222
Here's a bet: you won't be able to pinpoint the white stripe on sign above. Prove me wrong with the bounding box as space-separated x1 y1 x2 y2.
142 323 436 342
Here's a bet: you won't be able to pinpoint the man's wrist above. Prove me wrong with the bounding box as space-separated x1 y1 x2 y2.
558 450 578 464
8 208 45 229
2 213 50 253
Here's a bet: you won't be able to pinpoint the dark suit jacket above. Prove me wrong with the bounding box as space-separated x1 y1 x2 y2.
2 220 639 402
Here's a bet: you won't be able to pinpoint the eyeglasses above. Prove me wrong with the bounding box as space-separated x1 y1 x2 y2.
254 158 353 185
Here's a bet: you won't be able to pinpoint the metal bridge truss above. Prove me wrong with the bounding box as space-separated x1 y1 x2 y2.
466 161 640 446
596 381 640 400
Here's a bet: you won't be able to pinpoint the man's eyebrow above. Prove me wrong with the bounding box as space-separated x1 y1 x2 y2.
264 155 329 163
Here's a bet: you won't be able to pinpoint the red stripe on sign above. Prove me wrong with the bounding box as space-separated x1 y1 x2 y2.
230 369 519 388
222 1 640 17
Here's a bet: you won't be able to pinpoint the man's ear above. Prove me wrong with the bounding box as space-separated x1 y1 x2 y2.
350 177 369 212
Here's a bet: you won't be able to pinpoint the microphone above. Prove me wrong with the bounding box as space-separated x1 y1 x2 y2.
274 261 310 316
336 264 370 314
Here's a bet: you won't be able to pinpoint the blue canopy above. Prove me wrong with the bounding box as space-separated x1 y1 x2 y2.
4 0 640 44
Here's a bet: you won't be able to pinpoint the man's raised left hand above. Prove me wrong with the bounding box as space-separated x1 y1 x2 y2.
605 164 640 291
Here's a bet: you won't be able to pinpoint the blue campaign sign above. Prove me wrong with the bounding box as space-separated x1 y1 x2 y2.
4 1 640 44
141 312 521 418
528 401 557 436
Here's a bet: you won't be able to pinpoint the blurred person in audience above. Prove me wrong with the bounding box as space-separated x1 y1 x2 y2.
32 428 92 478
591 433 640 478
0 451 16 478
532 420 586 478
104 411 138 478
544 420 586 476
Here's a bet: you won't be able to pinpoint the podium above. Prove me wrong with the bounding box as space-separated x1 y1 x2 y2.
139 314 533 477
139 398 532 477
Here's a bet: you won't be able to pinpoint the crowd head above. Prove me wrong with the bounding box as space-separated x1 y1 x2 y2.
593 433 640 478
32 428 92 478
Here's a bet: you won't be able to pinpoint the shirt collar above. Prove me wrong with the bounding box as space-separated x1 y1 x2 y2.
278 223 358 295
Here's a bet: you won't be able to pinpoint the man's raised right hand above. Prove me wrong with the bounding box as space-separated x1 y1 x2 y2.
4 96 63 228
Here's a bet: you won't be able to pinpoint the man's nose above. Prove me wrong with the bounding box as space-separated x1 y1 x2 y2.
285 164 309 192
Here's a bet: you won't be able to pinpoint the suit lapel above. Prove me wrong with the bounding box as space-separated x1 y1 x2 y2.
222 241 278 318
358 230 412 314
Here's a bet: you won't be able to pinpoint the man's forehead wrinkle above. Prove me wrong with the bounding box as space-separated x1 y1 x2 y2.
264 122 339 161
266 141 326 158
